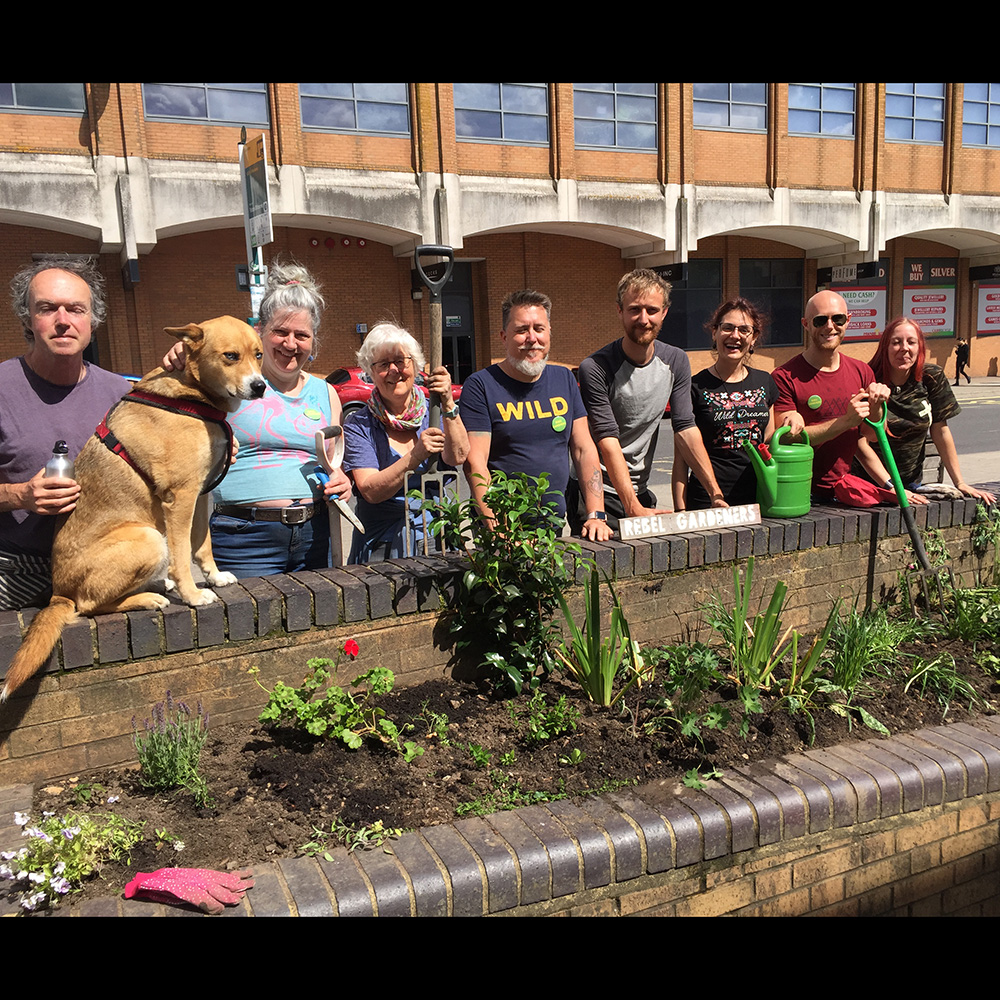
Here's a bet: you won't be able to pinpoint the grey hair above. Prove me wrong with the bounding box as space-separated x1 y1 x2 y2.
356 323 426 378
259 260 325 355
10 256 107 340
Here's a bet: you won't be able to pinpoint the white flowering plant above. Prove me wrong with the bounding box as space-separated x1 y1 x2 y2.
0 809 144 912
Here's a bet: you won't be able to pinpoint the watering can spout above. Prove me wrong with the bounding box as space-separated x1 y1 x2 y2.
743 425 813 517
743 438 778 507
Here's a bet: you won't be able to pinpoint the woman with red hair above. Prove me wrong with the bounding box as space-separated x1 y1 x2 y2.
855 317 994 503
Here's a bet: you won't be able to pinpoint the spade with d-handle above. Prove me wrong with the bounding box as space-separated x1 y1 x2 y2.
410 245 457 556
314 425 364 567
864 407 954 615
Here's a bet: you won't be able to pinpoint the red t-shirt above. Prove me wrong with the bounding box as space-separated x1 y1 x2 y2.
771 353 876 496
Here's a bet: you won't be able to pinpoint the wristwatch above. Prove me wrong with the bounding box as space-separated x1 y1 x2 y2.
586 511 607 522
442 404 459 420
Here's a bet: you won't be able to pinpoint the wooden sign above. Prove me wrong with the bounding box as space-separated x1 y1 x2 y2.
619 503 761 540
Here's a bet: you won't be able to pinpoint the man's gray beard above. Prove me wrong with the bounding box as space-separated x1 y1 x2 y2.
511 352 549 379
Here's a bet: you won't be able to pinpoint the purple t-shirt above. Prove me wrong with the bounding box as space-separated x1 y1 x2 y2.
0 356 129 556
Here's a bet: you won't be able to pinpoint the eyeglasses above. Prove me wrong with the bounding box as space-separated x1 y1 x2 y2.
811 314 849 328
373 356 413 374
718 322 754 335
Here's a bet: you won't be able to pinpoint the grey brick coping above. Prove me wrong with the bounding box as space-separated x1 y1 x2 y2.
7 715 997 917
0 488 993 686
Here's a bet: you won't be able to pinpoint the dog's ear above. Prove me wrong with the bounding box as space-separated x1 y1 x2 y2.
164 324 205 350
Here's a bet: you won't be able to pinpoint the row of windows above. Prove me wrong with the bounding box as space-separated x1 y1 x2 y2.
7 84 1000 150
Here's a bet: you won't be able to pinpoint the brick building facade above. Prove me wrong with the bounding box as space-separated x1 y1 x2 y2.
3 82 1000 381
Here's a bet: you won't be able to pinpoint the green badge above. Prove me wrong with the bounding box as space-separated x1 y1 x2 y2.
551 415 567 432
303 408 323 420
807 394 822 410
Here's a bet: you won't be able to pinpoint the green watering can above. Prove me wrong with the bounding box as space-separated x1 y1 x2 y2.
742 425 813 517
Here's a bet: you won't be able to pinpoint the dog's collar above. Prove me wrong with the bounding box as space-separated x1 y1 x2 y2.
124 389 228 424
94 390 235 495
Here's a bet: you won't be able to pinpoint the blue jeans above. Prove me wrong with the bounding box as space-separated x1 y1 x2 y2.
209 510 331 579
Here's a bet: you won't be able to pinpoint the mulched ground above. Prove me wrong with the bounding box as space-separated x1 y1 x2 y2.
9 634 999 912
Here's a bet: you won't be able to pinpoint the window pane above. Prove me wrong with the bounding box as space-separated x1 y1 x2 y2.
454 83 500 110
964 123 987 145
145 84 207 119
732 83 766 104
207 90 267 124
0 83 12 104
965 100 987 124
885 118 912 140
731 104 765 130
789 109 820 133
455 109 500 138
301 96 354 129
694 101 729 127
575 119 615 146
966 83 989 102
357 101 408 133
616 82 655 95
575 90 615 119
823 88 854 112
886 94 914 118
916 83 945 98
789 85 820 110
504 84 547 114
694 83 729 102
823 112 854 136
300 83 353 98
12 83 85 111
355 82 406 102
618 121 655 148
617 94 655 122
914 119 943 142
886 83 914 95
503 114 547 142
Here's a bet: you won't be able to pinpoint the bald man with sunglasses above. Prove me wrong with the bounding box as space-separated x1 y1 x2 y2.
772 290 908 502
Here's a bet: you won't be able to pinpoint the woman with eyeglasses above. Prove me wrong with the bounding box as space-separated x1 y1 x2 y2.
343 323 470 563
672 298 779 509
853 316 994 504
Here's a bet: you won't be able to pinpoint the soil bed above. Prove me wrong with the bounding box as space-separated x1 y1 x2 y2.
9 635 999 912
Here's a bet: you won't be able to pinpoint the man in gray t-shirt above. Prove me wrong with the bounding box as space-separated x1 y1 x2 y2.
0 258 128 609
571 269 727 531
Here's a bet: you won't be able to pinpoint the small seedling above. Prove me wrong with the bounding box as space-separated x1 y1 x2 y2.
467 743 492 768
522 689 580 744
301 817 404 858
558 748 587 767
683 767 723 790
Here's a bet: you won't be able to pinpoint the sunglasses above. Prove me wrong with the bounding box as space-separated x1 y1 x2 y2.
718 322 754 335
811 314 849 328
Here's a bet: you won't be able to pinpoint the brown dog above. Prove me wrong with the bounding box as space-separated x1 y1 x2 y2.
1 316 265 701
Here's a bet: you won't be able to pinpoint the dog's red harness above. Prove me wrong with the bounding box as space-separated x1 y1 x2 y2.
94 389 234 494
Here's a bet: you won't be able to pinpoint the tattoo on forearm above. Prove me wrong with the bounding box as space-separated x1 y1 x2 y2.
585 469 602 497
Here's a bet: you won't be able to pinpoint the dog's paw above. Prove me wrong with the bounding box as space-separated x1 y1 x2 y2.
188 588 219 607
207 570 238 587
163 577 177 592
145 594 171 610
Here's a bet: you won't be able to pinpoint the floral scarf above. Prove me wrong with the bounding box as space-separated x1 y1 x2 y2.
367 382 427 431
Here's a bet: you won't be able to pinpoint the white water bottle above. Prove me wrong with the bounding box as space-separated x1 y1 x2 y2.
44 440 74 480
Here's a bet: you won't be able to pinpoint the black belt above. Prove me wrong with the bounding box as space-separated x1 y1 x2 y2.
214 503 315 525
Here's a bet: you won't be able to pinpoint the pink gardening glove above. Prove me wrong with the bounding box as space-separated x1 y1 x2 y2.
124 867 255 914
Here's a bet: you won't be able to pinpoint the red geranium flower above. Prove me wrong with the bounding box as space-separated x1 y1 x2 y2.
343 639 359 658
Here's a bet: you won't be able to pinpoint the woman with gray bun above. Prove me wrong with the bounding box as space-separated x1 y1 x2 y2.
164 260 351 577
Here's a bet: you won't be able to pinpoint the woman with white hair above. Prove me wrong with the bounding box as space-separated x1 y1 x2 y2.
343 322 469 562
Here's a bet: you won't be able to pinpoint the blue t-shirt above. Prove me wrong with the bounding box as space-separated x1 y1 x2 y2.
342 407 452 563
459 363 586 517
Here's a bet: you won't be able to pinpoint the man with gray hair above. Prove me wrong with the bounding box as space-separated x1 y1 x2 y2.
0 257 128 609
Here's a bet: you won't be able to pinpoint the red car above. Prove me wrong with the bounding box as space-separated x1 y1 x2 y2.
326 366 463 420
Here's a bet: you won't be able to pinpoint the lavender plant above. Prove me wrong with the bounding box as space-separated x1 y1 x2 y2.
132 691 212 807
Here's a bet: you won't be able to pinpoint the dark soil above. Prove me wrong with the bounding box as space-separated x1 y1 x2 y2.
11 635 1000 912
